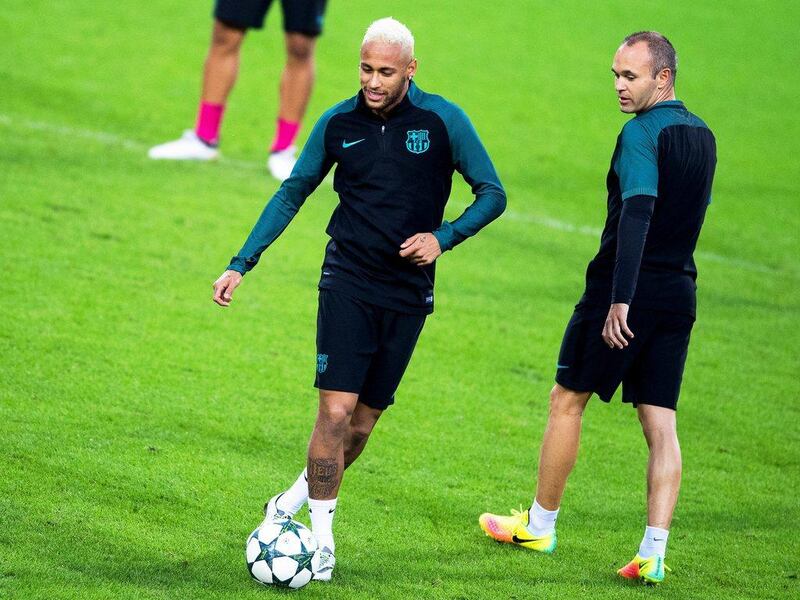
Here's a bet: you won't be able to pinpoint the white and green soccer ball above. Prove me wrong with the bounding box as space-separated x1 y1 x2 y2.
246 518 318 589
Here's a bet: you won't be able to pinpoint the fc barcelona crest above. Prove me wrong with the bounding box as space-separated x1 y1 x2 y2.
405 130 430 154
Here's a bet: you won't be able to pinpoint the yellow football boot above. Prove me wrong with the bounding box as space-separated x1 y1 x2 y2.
478 509 556 553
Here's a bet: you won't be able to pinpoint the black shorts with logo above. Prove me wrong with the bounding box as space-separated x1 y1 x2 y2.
554 303 694 410
214 0 327 35
315 290 426 410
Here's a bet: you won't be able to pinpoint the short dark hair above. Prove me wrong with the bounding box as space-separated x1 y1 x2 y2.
623 31 678 84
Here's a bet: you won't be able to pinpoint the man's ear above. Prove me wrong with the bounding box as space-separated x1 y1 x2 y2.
657 67 672 89
407 58 418 81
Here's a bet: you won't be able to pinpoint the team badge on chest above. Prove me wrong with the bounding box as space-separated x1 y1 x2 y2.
405 130 430 154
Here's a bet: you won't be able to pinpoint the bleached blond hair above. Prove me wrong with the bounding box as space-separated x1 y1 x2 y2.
362 17 414 57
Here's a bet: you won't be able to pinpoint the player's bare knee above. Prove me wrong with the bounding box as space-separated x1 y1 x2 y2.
286 35 314 60
548 385 587 417
638 407 677 440
642 427 680 457
316 401 354 438
348 423 372 447
322 403 352 425
211 20 244 53
286 35 315 63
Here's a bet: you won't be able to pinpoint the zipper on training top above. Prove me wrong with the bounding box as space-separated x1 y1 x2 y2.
380 124 386 153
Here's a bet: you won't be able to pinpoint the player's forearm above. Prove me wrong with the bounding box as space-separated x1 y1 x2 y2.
227 108 334 274
433 186 506 251
227 190 305 273
436 105 507 252
611 194 655 304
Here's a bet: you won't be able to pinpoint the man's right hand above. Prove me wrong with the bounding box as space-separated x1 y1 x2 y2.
602 302 634 349
212 270 243 307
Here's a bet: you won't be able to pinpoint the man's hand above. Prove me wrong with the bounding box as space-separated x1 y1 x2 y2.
602 303 634 349
212 270 243 307
399 232 442 266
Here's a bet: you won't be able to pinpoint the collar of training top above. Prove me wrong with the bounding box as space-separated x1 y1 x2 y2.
644 100 685 113
356 80 417 120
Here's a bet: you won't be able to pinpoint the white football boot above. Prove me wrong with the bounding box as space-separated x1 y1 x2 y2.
148 130 219 161
311 546 335 582
267 145 297 181
262 493 294 523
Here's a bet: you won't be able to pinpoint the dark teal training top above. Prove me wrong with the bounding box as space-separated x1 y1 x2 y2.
583 100 717 316
228 81 506 314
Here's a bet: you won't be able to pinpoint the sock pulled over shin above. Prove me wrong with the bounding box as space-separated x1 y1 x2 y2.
195 101 225 145
276 468 308 515
270 118 300 152
308 497 337 552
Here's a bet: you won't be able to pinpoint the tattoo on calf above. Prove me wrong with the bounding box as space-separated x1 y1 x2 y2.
308 458 338 497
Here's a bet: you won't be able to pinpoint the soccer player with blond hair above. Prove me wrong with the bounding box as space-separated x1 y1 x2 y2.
213 17 506 580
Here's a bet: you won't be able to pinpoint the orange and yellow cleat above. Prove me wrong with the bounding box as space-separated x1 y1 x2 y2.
478 509 556 553
617 554 671 584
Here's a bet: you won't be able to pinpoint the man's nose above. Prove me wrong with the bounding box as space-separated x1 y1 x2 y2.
369 72 381 88
614 77 625 92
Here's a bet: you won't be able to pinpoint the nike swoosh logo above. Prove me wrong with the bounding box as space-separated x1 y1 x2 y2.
328 508 336 513
342 138 365 148
556 364 570 369
512 534 537 544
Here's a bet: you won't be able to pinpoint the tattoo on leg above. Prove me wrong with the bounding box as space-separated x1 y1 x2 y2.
308 458 338 497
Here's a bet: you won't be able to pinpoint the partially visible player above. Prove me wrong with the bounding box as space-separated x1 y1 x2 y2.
149 0 327 181
213 18 506 581
478 32 716 585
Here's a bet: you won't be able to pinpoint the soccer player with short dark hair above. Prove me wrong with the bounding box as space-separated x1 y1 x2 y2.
149 0 328 181
479 31 716 585
213 17 506 581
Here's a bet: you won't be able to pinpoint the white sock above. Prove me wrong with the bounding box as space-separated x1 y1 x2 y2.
308 497 337 552
277 469 308 515
527 499 559 536
638 526 669 559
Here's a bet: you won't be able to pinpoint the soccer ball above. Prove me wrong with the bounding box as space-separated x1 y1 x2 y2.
245 518 318 589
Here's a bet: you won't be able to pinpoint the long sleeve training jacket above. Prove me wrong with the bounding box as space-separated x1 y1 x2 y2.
228 81 506 314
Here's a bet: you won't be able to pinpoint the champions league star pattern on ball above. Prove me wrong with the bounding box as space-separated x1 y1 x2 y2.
246 518 318 589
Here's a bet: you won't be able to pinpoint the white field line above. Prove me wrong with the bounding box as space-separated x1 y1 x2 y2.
0 113 264 171
1 113 793 278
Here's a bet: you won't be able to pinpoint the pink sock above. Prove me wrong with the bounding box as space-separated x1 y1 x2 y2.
195 102 225 145
270 118 300 152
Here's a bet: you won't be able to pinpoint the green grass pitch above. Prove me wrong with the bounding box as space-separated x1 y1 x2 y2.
1 1 798 598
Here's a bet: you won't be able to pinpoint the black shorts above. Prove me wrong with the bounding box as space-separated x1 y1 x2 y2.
214 0 327 35
554 304 694 410
315 290 426 410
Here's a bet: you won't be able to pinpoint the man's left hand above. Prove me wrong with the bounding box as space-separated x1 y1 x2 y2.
602 303 634 349
399 232 442 266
